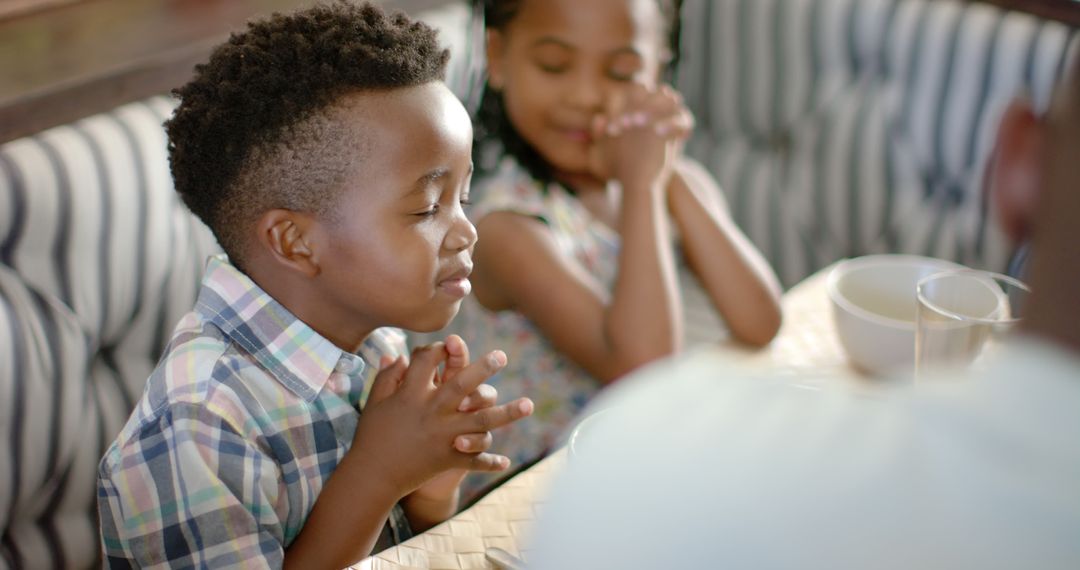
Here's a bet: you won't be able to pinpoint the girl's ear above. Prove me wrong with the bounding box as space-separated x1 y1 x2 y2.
988 97 1044 244
485 29 507 91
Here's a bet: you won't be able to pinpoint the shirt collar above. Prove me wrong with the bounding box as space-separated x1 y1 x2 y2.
194 255 362 401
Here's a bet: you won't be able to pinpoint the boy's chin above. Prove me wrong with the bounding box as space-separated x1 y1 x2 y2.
404 302 462 333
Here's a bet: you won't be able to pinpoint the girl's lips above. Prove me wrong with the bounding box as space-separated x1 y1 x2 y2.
562 129 591 143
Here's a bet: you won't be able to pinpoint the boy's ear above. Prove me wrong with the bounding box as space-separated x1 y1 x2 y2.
988 97 1044 244
485 29 506 91
255 209 321 278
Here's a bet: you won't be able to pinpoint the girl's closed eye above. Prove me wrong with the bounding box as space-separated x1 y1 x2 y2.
533 56 570 74
531 43 572 75
537 61 569 75
606 68 637 82
607 53 645 82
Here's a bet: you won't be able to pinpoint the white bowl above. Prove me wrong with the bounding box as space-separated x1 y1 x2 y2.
826 255 965 376
567 409 611 459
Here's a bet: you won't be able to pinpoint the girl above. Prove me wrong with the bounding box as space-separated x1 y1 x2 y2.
445 0 783 498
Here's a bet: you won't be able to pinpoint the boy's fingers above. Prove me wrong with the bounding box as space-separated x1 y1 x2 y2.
438 350 507 406
442 334 470 385
465 452 511 473
457 383 498 412
367 356 406 405
464 398 533 433
402 343 447 395
453 432 493 453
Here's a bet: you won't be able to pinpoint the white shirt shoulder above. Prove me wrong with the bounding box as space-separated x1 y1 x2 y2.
530 340 1080 569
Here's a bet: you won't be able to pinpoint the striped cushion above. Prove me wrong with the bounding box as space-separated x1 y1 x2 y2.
425 0 486 112
0 4 479 567
0 265 93 568
0 97 220 569
678 0 1076 287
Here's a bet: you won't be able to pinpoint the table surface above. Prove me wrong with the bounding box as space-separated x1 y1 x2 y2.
354 264 866 569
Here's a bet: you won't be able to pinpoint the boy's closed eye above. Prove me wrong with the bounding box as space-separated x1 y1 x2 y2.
413 205 440 218
411 196 473 218
406 165 472 219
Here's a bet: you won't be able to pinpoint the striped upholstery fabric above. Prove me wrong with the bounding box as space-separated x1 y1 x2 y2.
0 97 220 569
677 0 1077 287
0 4 477 567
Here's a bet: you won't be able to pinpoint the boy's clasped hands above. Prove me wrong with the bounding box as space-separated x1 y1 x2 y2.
352 334 534 505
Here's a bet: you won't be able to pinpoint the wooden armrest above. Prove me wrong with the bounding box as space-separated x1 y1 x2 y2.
0 0 454 144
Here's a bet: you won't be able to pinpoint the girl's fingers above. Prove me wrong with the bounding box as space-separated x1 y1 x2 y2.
618 111 649 129
659 83 683 106
602 87 630 135
605 86 628 117
626 81 650 106
601 85 690 137
592 113 609 138
653 109 694 139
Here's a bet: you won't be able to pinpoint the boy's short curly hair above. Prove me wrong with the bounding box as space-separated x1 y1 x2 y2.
166 1 449 270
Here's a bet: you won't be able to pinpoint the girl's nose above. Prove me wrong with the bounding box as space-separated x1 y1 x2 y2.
565 68 605 111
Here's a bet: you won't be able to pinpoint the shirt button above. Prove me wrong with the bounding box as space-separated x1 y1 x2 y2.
335 355 366 375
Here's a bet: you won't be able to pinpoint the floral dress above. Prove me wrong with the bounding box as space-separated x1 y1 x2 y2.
413 157 620 499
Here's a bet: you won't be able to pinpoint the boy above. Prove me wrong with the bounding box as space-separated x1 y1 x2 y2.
97 3 533 568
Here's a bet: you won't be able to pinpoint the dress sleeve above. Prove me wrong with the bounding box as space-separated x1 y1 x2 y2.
470 159 552 226
98 403 286 569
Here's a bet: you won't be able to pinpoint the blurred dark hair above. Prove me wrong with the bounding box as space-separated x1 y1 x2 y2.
472 0 683 185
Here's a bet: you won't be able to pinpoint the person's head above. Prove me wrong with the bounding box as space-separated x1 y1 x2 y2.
474 0 682 182
167 2 477 347
989 50 1080 352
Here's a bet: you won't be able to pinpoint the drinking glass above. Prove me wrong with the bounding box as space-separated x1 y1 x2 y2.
915 269 1030 379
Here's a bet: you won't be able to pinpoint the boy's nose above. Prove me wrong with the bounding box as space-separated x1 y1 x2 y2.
444 217 478 252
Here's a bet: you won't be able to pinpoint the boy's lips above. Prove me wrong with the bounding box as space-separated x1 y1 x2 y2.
438 265 473 298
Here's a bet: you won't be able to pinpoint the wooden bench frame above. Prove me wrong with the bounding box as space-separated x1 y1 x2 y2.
0 0 1075 145
0 0 454 144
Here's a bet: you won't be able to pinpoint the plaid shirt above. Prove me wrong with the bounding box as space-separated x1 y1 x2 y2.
98 256 411 568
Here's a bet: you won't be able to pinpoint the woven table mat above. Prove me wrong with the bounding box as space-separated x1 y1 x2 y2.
354 450 566 570
708 263 874 389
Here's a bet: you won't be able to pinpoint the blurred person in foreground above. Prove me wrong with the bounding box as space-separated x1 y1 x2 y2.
528 49 1080 570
